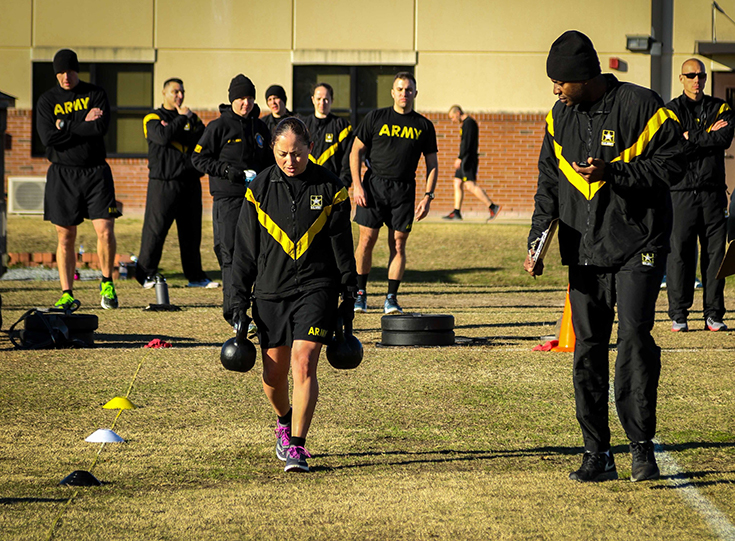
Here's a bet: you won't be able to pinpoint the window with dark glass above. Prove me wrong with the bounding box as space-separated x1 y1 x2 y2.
32 62 153 158
293 65 413 128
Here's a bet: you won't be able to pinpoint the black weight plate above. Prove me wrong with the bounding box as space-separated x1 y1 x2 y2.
25 312 99 332
380 330 455 346
381 313 454 332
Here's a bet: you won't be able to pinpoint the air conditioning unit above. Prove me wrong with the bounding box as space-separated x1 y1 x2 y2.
8 177 46 214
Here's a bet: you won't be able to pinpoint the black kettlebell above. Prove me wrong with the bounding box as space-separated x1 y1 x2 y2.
220 336 256 372
326 316 363 369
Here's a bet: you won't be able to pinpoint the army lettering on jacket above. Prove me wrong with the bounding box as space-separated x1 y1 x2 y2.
36 81 110 167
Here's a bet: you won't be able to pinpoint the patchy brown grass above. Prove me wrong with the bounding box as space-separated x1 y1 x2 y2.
1 216 733 540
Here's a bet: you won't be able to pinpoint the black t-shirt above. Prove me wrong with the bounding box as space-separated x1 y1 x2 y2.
459 116 479 165
354 107 437 182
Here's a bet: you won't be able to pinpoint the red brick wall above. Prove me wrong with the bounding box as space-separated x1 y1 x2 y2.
3 109 545 218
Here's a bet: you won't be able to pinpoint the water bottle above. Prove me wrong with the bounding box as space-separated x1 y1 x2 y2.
154 274 170 305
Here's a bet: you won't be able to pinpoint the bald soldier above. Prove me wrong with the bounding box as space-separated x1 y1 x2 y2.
665 59 734 333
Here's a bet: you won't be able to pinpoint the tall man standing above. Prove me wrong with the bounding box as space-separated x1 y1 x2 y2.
442 105 500 221
136 78 218 289
36 49 121 310
524 31 685 482
351 72 438 314
666 59 733 332
303 82 353 186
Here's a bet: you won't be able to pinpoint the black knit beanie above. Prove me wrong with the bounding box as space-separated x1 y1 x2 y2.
266 85 287 104
228 74 256 102
53 49 80 74
546 31 601 82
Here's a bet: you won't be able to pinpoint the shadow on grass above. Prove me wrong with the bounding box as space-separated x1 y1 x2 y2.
0 497 69 505
312 441 735 476
93 333 220 349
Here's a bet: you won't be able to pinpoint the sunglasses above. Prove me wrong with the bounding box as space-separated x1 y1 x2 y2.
682 72 707 80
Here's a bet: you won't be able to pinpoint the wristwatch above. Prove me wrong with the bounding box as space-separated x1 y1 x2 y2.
424 192 435 200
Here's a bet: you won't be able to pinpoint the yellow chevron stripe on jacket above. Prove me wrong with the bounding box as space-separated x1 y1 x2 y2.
611 107 678 163
706 102 732 133
143 113 187 153
143 113 160 139
245 187 350 260
546 107 679 201
546 111 605 200
308 126 353 165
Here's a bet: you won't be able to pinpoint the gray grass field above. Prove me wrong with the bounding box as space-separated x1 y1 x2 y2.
1 217 734 540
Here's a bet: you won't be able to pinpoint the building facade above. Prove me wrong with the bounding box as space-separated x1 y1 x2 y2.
2 0 735 217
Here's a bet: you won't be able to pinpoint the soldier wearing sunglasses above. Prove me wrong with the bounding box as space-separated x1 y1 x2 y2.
665 59 734 333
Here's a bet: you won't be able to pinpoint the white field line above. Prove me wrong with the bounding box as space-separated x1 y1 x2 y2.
653 442 735 541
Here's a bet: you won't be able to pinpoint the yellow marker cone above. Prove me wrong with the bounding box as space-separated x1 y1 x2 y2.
103 396 136 410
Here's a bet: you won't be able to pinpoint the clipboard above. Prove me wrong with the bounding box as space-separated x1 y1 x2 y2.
716 240 735 280
530 219 559 273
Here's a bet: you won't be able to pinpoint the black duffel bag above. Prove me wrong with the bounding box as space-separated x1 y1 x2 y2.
9 308 97 349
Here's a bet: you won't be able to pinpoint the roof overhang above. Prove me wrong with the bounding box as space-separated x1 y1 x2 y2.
696 41 735 55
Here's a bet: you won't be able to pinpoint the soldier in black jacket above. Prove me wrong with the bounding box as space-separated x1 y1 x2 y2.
136 78 217 289
303 82 353 186
263 85 297 135
665 59 734 332
192 74 273 324
232 117 357 472
36 49 121 311
524 31 685 483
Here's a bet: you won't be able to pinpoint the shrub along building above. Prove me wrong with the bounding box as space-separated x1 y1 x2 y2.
2 0 734 218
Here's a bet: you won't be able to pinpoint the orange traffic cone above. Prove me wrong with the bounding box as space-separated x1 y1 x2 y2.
551 286 575 352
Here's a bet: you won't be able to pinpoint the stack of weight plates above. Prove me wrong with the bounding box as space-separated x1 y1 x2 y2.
380 313 455 346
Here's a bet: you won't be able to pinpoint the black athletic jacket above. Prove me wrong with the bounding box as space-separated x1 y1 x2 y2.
36 81 109 167
231 162 357 305
529 74 686 267
263 109 298 136
144 106 205 181
191 103 273 199
458 115 479 168
303 113 353 186
666 93 735 192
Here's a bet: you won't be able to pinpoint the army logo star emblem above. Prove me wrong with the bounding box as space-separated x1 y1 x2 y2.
601 130 615 147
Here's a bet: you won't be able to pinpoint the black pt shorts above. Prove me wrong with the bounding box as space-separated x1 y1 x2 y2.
44 163 121 226
253 288 339 349
353 173 415 233
455 161 478 182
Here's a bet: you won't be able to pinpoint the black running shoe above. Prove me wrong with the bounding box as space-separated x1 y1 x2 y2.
630 441 660 481
443 210 462 220
569 451 618 482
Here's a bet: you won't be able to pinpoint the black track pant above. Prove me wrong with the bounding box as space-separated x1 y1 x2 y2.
667 190 727 322
213 196 245 324
136 178 207 285
569 254 664 453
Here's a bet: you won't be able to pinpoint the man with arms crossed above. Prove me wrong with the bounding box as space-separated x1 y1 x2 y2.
36 49 121 310
351 72 438 314
137 77 218 289
665 59 733 332
524 31 685 482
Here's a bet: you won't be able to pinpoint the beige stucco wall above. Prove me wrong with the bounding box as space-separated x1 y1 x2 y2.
8 0 731 113
0 50 31 108
155 50 293 110
34 0 153 48
294 0 415 50
156 0 292 50
417 0 650 53
0 0 32 48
